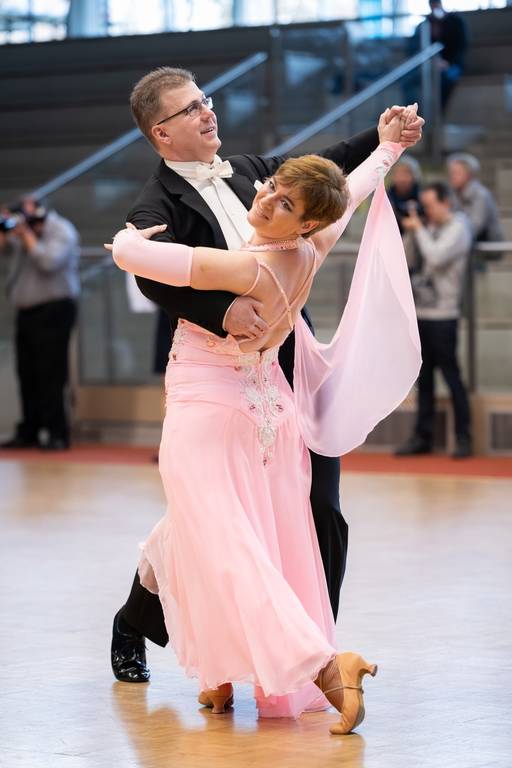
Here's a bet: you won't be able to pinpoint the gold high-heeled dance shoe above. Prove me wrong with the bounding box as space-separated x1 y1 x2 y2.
315 652 378 735
198 683 234 714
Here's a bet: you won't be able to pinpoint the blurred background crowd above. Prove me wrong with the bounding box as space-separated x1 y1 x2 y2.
1 0 511 457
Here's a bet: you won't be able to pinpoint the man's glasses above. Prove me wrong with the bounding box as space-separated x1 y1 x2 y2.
155 96 213 126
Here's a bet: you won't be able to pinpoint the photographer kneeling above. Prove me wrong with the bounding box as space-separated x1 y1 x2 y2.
0 199 80 450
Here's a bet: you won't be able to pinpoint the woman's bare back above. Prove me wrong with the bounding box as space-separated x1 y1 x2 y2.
234 239 317 353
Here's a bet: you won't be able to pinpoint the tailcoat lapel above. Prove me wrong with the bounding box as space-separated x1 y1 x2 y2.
156 160 227 248
156 160 259 248
224 173 258 211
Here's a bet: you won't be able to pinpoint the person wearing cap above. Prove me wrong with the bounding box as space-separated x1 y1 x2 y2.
0 199 80 450
426 0 468 112
447 153 504 245
387 155 424 234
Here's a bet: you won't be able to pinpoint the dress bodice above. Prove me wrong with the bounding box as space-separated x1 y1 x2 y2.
233 238 317 353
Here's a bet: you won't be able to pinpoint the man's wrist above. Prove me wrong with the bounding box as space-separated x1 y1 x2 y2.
222 298 238 332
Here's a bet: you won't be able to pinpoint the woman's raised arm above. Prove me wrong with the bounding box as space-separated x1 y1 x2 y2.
309 141 404 267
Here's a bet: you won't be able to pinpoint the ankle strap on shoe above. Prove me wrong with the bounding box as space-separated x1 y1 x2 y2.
323 684 363 695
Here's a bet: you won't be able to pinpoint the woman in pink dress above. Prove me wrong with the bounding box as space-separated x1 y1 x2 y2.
108 118 421 734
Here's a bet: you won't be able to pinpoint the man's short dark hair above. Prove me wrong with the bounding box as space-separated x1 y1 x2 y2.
422 180 452 203
130 67 195 144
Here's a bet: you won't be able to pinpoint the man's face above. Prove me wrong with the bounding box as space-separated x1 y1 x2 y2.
448 161 471 192
151 82 221 163
420 189 451 225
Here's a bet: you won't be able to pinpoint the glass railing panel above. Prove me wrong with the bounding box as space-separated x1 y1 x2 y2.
78 254 161 385
474 252 512 392
346 29 412 91
275 24 349 134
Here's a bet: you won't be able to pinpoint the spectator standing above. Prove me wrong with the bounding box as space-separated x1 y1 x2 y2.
395 181 473 459
447 153 504 245
422 0 468 112
387 155 424 233
0 199 80 450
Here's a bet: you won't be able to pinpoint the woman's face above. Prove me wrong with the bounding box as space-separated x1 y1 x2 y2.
247 176 316 241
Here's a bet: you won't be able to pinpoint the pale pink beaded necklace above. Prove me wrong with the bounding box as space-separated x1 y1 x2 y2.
242 239 298 252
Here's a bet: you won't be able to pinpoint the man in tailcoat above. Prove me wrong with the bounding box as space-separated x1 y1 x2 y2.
111 66 424 682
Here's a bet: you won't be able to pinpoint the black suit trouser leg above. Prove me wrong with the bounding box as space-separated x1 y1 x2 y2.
15 299 75 442
415 319 471 443
36 299 76 441
308 450 347 622
432 319 471 440
415 320 436 445
16 309 41 441
122 570 169 647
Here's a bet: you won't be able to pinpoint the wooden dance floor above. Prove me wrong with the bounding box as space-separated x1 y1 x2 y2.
1 452 511 768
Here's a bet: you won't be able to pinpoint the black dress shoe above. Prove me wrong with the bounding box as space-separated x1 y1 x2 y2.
452 436 472 459
395 435 432 456
111 611 150 683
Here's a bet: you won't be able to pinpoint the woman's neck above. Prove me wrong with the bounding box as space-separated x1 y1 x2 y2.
249 232 299 246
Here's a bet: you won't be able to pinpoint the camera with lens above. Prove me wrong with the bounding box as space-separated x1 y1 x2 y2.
0 200 48 239
0 214 19 233
9 202 48 229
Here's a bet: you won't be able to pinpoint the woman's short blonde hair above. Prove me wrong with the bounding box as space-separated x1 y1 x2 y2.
274 155 349 236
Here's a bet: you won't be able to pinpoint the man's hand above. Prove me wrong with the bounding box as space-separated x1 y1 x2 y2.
14 220 38 251
378 112 403 144
104 221 167 251
223 296 268 340
379 103 424 148
401 204 423 232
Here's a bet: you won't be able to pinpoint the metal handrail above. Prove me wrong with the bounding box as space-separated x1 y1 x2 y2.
30 52 268 199
266 42 442 156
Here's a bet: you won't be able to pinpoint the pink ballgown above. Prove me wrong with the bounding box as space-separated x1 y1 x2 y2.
116 142 421 719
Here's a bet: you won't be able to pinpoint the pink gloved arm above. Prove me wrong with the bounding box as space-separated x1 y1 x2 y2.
112 229 193 287
311 141 404 267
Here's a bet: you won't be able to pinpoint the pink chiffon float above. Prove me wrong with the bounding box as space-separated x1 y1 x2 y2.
138 180 421 719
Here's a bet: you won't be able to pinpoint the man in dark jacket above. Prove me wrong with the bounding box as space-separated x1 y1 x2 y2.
427 0 468 111
0 200 79 451
111 66 424 683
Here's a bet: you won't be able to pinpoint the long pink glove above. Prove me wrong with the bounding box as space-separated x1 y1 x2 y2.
112 229 193 287
311 141 404 264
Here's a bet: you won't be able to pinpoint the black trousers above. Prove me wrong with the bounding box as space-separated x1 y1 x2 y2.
415 318 471 445
15 299 76 443
122 450 347 647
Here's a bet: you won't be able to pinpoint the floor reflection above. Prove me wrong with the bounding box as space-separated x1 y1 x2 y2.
111 682 367 767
